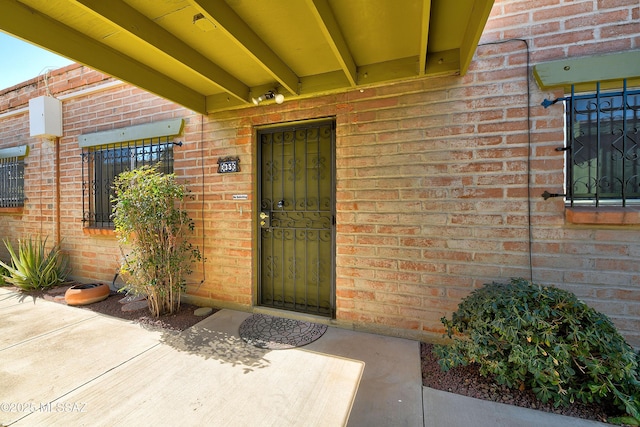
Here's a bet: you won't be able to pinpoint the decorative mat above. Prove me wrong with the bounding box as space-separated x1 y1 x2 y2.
239 313 328 350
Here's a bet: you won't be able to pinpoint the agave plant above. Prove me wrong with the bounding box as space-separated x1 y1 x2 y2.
0 264 8 286
0 236 70 290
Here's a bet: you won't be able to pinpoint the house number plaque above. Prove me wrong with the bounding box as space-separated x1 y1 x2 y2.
218 157 240 173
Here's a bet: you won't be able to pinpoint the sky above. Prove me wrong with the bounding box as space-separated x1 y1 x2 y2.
0 32 74 90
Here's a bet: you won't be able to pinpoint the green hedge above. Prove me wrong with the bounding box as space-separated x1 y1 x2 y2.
435 278 640 419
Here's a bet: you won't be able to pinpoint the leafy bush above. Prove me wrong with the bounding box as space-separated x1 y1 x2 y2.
0 236 70 290
435 278 640 419
112 166 201 317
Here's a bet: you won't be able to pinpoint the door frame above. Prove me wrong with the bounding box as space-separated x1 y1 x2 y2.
255 118 336 317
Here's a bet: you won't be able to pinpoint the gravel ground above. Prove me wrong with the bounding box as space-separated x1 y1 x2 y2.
421 342 620 424
77 292 210 331
29 283 214 332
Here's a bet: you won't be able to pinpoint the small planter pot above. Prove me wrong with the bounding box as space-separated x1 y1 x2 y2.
65 283 110 306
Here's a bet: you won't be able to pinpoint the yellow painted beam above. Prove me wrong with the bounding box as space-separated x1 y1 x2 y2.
205 93 246 112
207 72 351 112
418 0 432 75
305 0 357 87
358 56 421 86
206 52 461 112
189 0 300 95
299 70 350 95
0 0 206 114
459 0 494 76
72 0 250 104
425 49 460 77
533 50 640 91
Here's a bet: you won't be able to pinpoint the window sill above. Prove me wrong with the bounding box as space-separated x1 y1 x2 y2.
566 207 640 225
0 207 23 214
83 227 116 236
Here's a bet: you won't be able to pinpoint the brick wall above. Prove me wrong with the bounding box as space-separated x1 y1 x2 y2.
1 0 639 347
60 83 193 284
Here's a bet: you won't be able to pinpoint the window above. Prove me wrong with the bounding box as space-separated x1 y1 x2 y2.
82 138 175 228
0 145 27 208
565 81 640 206
79 119 183 228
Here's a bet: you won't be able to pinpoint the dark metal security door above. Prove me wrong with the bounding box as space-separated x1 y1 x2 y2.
258 120 335 317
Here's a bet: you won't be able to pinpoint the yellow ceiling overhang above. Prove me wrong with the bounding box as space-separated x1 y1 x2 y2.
0 0 494 114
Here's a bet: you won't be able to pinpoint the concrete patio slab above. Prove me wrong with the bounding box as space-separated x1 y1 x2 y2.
0 299 100 349
1 299 368 426
18 310 364 426
0 287 619 427
423 386 609 427
177 309 423 426
0 287 26 308
1 312 162 426
305 327 422 427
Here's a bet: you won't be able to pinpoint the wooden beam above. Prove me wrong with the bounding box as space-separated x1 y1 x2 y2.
73 0 250 104
418 0 432 75
299 70 350 95
0 0 207 114
305 0 356 87
459 0 494 76
425 49 460 77
205 93 246 112
533 50 640 91
357 56 422 86
189 0 299 95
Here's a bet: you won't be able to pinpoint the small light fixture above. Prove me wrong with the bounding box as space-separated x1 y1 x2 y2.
252 90 285 105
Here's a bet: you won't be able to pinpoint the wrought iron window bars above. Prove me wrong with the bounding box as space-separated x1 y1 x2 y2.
0 157 24 208
81 136 178 227
543 80 640 207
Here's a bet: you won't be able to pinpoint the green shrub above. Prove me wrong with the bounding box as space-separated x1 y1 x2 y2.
0 236 70 290
435 278 640 419
112 166 201 317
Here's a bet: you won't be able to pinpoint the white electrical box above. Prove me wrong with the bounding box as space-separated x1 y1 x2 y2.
29 96 63 138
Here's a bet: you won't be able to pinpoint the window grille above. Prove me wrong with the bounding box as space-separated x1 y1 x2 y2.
82 136 174 228
565 81 640 206
0 157 24 208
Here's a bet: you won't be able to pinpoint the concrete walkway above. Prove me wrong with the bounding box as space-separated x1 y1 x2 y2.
0 287 609 426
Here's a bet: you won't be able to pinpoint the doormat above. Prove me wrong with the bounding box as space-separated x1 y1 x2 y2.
239 313 328 350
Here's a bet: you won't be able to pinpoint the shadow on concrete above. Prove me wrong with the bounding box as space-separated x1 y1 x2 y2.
0 287 40 304
159 324 271 374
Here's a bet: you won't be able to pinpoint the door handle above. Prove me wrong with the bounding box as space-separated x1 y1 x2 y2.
259 211 270 228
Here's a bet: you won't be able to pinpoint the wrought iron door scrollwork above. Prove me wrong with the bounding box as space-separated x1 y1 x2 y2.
271 211 332 229
258 121 335 316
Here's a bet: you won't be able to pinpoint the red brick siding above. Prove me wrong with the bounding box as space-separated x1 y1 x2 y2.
1 0 639 347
